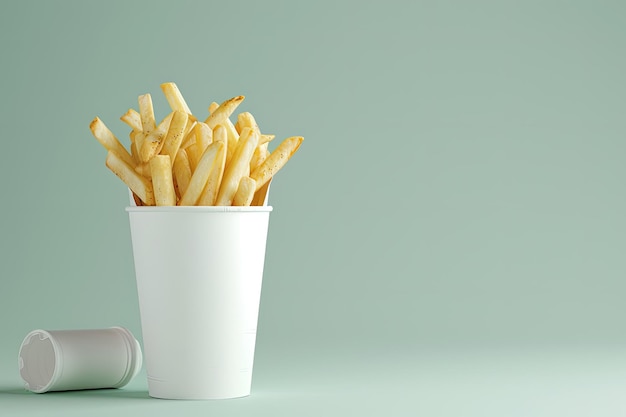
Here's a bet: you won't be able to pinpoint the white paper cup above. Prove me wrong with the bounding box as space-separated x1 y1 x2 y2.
126 205 272 400
18 327 142 393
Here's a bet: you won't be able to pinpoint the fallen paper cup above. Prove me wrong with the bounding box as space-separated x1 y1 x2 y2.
126 205 272 400
18 327 142 393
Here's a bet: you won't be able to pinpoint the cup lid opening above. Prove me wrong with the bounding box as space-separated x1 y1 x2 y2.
18 330 59 393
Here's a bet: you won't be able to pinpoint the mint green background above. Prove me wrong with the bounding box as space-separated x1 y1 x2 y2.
1 1 626 415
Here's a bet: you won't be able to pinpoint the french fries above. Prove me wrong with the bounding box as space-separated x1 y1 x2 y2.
90 82 303 206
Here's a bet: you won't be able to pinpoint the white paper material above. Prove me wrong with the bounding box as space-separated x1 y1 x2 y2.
126 205 272 399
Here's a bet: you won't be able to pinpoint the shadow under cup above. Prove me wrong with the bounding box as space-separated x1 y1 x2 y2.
126 205 272 400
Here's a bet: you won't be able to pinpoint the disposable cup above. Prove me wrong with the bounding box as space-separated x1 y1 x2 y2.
126 205 272 400
18 327 142 393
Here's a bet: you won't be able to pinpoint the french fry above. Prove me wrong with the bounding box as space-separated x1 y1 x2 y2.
138 93 156 134
250 136 303 191
232 112 264 166
180 125 197 150
235 110 274 145
150 155 176 206
235 110 275 162
194 122 213 159
250 142 269 173
130 139 140 164
232 176 256 206
212 124 227 145
105 151 155 206
179 141 224 206
120 108 142 131
208 102 219 114
215 127 259 206
133 131 146 162
129 130 140 163
186 122 212 171
224 124 239 166
160 82 192 114
204 95 244 129
237 112 258 132
90 117 135 168
197 135 226 206
209 101 239 164
173 148 192 199
160 110 189 163
235 112 274 143
139 112 173 163
184 115 197 136
251 177 272 206
185 131 200 173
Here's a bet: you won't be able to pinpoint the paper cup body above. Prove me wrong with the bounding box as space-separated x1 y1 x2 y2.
126 206 272 400
18 327 142 393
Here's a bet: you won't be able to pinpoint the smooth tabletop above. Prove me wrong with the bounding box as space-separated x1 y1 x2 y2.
1 346 625 417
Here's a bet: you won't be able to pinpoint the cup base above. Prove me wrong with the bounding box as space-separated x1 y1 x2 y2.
147 377 251 400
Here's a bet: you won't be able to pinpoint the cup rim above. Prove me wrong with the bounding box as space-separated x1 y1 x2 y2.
126 205 273 213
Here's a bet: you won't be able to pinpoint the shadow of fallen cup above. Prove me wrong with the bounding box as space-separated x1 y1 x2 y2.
0 386 151 400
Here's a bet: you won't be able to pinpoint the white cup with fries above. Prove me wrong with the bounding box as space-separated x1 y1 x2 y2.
127 204 272 399
90 82 302 399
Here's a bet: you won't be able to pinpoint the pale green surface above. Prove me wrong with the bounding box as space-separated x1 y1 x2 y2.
1 0 626 415
2 347 626 416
